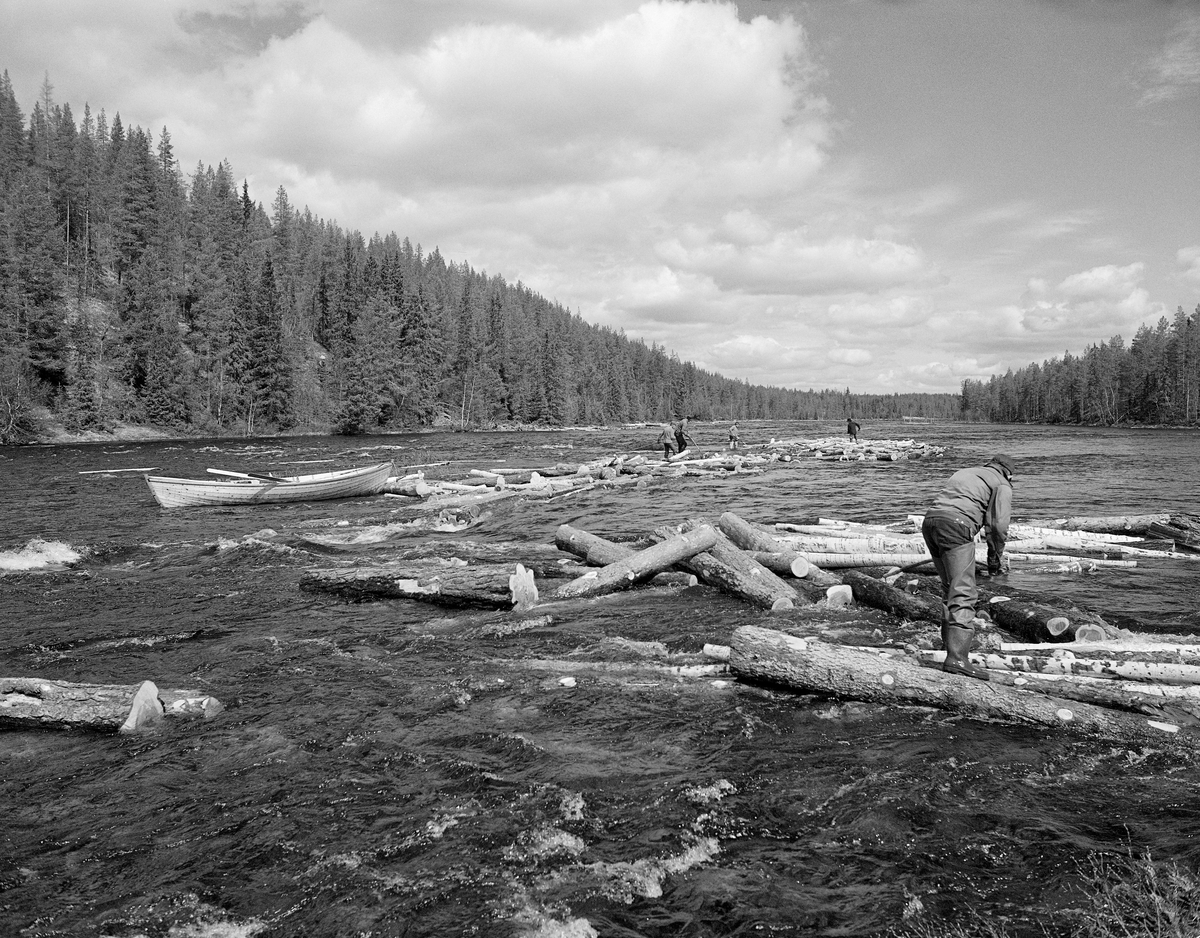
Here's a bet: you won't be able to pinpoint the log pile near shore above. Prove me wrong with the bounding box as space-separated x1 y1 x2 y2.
301 504 1200 746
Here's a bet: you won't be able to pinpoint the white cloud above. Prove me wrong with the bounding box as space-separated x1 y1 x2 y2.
1178 245 1200 286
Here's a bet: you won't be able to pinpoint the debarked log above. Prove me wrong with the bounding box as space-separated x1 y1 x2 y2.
553 524 698 588
300 562 539 610
717 512 842 588
728 625 1195 746
0 678 223 733
553 525 719 600
658 520 804 611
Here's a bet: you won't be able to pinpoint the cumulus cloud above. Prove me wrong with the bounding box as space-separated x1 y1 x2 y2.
1179 245 1200 286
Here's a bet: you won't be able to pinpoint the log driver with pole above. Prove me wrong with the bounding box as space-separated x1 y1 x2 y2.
921 454 1016 681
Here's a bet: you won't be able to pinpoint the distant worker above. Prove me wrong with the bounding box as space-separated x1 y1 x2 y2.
847 416 861 442
728 421 740 450
920 455 1015 681
656 424 677 460
673 416 693 455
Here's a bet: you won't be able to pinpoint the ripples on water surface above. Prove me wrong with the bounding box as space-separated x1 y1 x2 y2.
1 421 1198 937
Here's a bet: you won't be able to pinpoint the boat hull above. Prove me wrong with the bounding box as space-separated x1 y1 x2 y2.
145 462 394 509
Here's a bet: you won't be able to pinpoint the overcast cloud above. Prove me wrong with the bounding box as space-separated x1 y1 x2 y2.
2 0 1197 393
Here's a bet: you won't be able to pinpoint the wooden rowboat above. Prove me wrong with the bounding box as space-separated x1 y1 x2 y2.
145 462 394 509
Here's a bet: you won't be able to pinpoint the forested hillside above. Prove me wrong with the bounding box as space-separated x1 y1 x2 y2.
0 74 963 443
960 308 1200 426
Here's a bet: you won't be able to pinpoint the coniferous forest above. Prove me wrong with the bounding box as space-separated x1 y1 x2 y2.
1 74 1194 444
959 310 1200 426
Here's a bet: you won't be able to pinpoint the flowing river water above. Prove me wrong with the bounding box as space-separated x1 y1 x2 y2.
1 420 1198 938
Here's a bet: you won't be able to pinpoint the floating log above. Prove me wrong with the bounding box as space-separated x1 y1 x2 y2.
661 521 803 611
796 551 932 569
897 573 1119 644
0 678 182 733
300 561 539 610
728 625 1194 746
900 652 1200 724
1027 514 1171 535
553 525 696 588
748 551 811 579
716 512 840 588
383 540 586 579
553 526 719 600
911 649 1200 685
1002 640 1200 662
1149 515 1200 552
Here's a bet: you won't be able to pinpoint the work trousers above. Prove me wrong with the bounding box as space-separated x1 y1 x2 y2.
922 514 979 626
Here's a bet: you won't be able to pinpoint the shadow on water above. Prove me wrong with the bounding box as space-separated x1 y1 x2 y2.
1 420 1198 936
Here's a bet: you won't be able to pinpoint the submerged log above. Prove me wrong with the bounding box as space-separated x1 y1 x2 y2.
728 625 1195 746
553 525 719 600
300 561 539 610
384 540 585 579
840 569 943 625
0 677 165 733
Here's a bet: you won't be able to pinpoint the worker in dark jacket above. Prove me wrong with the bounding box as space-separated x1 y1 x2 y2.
921 455 1015 680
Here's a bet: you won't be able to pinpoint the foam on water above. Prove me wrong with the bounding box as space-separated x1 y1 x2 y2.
0 537 84 572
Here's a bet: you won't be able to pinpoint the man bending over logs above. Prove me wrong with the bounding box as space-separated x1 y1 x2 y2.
921 454 1015 681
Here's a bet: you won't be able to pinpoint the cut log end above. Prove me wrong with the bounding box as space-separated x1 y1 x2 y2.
119 680 164 734
825 585 854 608
1046 616 1071 637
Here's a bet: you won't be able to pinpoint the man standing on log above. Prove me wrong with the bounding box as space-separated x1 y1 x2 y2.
921 454 1015 680
673 416 693 455
847 416 860 441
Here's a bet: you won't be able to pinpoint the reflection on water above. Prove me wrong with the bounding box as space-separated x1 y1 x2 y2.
1 420 1198 937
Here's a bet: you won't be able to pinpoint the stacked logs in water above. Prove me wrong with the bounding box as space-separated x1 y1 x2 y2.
380 437 947 509
0 677 224 734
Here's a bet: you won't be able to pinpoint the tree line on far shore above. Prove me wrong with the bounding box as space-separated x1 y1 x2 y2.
0 73 966 444
960 307 1200 426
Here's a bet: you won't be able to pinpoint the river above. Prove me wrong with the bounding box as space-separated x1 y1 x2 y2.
1 420 1197 938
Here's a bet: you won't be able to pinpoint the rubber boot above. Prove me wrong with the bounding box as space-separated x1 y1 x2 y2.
942 625 991 681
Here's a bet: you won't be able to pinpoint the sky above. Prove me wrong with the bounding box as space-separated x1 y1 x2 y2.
2 0 1198 394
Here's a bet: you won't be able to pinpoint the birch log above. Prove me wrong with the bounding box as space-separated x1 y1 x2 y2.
728 625 1194 747
0 678 164 733
553 525 719 600
900 652 1200 724
300 561 539 609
